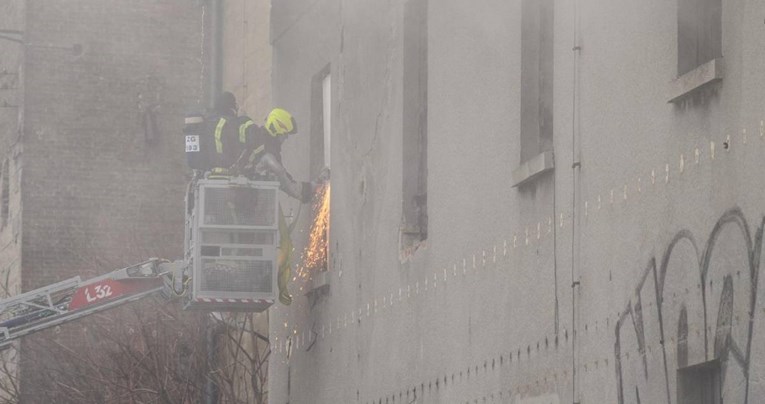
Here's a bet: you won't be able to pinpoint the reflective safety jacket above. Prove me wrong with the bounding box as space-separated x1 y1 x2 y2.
238 118 315 203
185 112 273 174
205 113 246 172
237 117 284 166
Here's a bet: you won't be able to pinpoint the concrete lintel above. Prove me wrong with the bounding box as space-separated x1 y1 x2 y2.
512 150 555 188
668 58 724 104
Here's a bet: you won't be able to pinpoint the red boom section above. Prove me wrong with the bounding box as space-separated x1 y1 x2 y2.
69 278 164 311
0 259 173 350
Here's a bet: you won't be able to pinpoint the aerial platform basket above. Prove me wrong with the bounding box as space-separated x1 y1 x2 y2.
184 176 280 312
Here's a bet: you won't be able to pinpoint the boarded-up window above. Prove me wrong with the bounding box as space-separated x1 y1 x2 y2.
402 0 428 245
310 65 331 272
678 0 722 75
310 65 331 178
520 0 554 163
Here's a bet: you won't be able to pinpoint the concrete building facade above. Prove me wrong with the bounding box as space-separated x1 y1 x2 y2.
261 0 765 403
0 1 203 401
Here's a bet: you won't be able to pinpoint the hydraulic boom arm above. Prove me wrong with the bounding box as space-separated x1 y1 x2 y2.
0 175 283 349
0 259 180 350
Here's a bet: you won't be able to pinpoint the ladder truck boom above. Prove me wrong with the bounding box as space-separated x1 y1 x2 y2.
0 259 180 350
0 175 282 349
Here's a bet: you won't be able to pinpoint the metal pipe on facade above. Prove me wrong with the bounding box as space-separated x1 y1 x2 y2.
570 0 582 402
205 319 223 404
208 0 223 109
205 2 223 403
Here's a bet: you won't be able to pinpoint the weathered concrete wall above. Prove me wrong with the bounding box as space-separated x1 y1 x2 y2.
573 0 765 402
268 0 765 403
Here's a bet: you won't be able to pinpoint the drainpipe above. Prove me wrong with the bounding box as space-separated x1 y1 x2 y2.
570 0 582 402
205 1 223 403
205 318 224 404
208 0 223 108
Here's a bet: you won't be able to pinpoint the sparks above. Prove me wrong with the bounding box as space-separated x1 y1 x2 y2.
298 183 330 275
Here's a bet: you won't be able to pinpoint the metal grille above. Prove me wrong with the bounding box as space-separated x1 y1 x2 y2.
200 259 273 293
202 230 275 245
203 187 276 226
188 180 279 310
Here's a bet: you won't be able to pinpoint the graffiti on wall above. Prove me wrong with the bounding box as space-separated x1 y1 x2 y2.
614 208 763 403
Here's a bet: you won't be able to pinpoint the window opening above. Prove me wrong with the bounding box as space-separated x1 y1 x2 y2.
322 73 331 169
401 0 428 249
310 66 331 178
677 0 721 75
308 66 331 272
677 360 721 404
520 0 554 163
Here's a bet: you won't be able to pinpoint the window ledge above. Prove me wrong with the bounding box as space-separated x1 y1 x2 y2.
307 270 330 296
512 150 554 187
668 58 723 104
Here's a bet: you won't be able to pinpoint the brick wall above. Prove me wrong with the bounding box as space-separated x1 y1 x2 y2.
0 0 24 299
15 1 203 401
0 2 25 401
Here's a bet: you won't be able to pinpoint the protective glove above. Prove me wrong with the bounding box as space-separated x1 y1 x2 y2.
316 166 331 183
299 181 315 204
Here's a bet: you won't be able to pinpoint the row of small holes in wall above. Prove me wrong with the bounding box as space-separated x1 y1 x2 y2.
361 313 759 404
273 229 559 357
281 122 765 402
359 264 764 404
281 122 765 357
581 126 763 223
274 243 759 364
363 365 566 404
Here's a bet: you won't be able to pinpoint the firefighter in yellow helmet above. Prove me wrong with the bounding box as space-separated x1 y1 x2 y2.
239 108 328 306
193 91 241 176
265 108 297 137
238 108 328 203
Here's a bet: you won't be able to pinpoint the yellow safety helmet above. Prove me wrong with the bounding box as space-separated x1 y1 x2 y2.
265 108 297 137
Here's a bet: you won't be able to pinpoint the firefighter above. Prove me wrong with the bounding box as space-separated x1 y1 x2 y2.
203 91 243 177
237 108 329 306
239 108 328 203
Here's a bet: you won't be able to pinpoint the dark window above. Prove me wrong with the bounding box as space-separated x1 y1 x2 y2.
310 65 331 178
678 0 722 75
677 360 721 404
402 0 428 246
520 0 554 163
310 66 331 272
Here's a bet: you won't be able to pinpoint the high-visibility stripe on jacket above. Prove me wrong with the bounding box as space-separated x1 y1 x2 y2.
239 119 255 144
248 145 265 164
223 118 284 172
208 167 231 179
214 118 227 154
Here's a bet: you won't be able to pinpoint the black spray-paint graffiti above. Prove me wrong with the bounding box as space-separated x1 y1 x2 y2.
614 208 764 404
